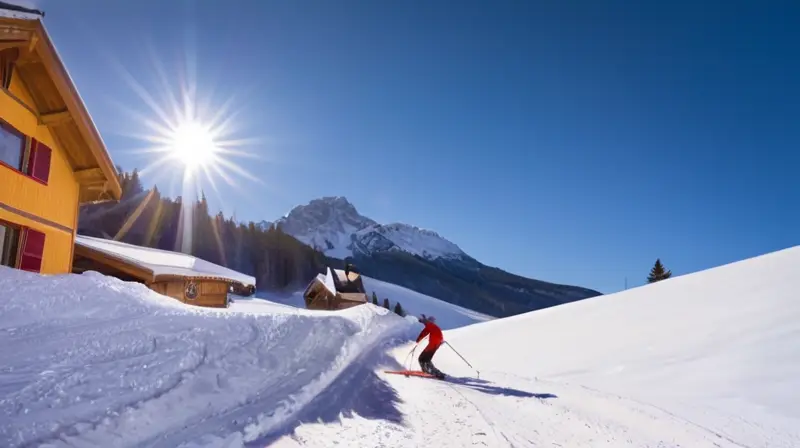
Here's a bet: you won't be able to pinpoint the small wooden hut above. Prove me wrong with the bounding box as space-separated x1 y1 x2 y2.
72 235 256 308
304 264 368 310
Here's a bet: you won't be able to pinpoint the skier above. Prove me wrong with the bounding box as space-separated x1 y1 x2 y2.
416 314 445 378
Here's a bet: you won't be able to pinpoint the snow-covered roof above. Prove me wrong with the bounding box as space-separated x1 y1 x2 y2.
75 235 256 286
0 1 44 20
305 267 366 300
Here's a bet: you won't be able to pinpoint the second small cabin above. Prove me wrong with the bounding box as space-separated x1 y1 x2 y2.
304 264 368 311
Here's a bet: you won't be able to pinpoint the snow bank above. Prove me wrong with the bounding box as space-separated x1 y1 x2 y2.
0 267 413 447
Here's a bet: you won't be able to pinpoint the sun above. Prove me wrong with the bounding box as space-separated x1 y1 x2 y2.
109 38 268 208
169 121 218 170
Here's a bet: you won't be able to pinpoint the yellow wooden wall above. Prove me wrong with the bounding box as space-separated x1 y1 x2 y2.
0 77 79 274
0 208 73 274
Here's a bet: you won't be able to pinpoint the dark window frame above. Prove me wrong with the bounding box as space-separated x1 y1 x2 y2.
0 116 26 173
0 219 21 269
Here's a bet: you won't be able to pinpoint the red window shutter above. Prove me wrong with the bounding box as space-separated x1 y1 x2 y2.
18 228 45 273
26 138 52 184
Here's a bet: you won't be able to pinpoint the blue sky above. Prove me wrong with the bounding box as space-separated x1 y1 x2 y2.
23 0 800 293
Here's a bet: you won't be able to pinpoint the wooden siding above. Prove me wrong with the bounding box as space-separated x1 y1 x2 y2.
0 17 122 202
305 283 335 310
149 279 229 308
0 207 72 274
0 84 79 233
304 281 367 311
7 69 36 111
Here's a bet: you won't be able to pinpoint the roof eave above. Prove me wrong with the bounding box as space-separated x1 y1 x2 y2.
30 20 122 200
153 273 255 288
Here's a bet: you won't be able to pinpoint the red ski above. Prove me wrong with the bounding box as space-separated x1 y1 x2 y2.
384 369 445 380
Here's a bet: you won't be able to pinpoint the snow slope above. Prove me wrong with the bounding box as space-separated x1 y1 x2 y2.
360 275 493 330
3 244 798 447
351 222 465 260
275 245 800 447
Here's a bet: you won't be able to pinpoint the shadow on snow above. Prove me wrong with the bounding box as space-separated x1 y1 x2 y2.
445 376 558 400
253 337 410 446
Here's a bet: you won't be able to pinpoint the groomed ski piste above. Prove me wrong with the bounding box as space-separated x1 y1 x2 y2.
2 245 799 447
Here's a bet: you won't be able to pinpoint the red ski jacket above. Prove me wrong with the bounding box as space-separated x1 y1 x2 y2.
417 321 443 351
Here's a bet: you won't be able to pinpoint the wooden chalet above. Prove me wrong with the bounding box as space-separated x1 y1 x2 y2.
0 4 122 276
304 265 368 311
72 235 256 308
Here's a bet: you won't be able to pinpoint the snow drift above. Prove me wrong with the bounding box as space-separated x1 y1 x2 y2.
428 245 800 447
0 267 414 447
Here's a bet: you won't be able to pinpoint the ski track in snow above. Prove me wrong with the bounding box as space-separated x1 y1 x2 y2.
279 368 753 448
0 269 415 448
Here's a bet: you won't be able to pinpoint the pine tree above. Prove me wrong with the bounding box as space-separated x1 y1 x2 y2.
393 302 405 317
647 258 672 283
372 291 379 305
78 167 331 293
383 298 390 310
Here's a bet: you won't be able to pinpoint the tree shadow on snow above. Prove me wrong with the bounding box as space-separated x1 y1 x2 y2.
445 376 558 400
253 340 409 446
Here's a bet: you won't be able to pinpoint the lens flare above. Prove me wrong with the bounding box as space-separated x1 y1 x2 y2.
168 121 218 171
101 36 276 254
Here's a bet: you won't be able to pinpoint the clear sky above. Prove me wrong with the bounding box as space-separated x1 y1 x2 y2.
20 0 800 294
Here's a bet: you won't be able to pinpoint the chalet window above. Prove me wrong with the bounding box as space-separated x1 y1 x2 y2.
0 119 24 171
0 222 20 268
27 138 52 184
17 228 45 273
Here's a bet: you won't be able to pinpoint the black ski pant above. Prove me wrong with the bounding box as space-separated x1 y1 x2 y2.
418 346 439 365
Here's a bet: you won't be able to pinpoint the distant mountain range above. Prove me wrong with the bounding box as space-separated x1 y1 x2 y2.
261 196 602 317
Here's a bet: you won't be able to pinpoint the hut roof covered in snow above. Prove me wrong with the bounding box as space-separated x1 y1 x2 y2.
74 235 256 287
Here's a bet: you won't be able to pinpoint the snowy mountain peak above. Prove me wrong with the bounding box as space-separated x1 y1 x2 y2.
352 223 466 260
273 196 377 259
272 197 465 261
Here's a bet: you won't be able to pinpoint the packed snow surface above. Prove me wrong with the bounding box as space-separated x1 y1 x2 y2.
75 235 256 286
2 244 799 447
0 268 410 447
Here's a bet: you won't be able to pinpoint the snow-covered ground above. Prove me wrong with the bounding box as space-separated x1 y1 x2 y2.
0 268 415 447
245 273 493 330
2 244 799 447
361 275 493 329
285 245 800 447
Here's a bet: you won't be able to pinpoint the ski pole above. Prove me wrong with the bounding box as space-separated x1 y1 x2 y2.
403 344 417 370
444 341 480 378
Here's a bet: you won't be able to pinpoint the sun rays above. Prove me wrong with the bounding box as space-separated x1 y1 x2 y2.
105 35 266 201
100 36 271 253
